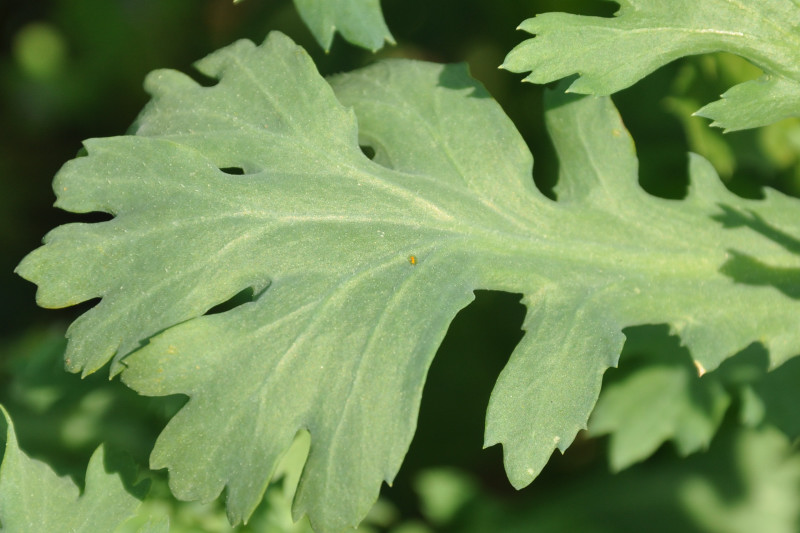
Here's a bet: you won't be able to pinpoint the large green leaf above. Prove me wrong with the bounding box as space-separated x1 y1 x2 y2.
16 33 800 532
291 0 393 51
503 0 800 131
0 405 160 533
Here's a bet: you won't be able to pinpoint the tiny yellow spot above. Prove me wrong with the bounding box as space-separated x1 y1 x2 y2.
612 129 621 137
166 345 177 354
408 254 417 266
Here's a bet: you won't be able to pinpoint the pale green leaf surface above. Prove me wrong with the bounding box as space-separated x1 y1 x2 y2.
16 33 800 532
292 0 393 51
0 405 149 533
503 0 800 130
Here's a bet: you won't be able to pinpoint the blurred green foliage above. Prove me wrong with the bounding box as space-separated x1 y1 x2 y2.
2 1 799 531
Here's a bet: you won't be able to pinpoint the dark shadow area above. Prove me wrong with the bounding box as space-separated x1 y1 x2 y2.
384 290 526 515
531 125 559 200
714 204 800 255
756 355 800 438
714 205 800 299
720 172 768 200
534 78 584 200
186 66 219 88
359 145 376 160
219 166 245 175
101 446 150 499
614 63 690 200
52 210 114 225
436 64 490 98
205 286 257 315
0 405 7 459
714 342 769 389
720 251 800 299
541 78 585 113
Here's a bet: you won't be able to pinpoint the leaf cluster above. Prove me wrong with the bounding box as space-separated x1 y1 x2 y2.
3 1 800 532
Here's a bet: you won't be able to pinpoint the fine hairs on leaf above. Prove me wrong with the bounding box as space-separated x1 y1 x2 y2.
15 26 800 533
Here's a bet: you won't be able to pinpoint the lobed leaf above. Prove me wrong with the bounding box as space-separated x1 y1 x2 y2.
16 32 800 532
0 405 156 532
292 0 393 51
695 76 800 132
503 0 800 131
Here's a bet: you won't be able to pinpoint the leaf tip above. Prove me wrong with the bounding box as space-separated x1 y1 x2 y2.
693 360 707 377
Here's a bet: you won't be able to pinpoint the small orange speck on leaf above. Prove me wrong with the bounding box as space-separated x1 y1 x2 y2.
408 255 417 265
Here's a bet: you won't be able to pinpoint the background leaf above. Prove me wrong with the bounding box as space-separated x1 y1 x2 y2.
414 424 800 533
290 0 393 51
588 326 731 471
503 0 800 131
0 405 154 533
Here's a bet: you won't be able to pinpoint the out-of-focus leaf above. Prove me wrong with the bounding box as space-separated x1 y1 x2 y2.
0 326 178 477
753 357 800 438
0 405 153 532
589 327 730 471
290 0 393 51
591 324 800 470
419 425 800 533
